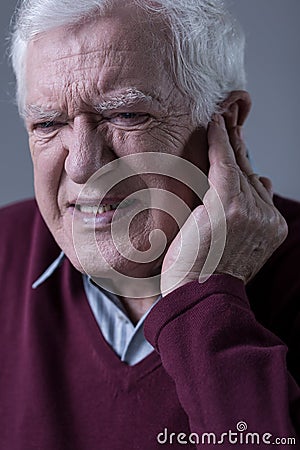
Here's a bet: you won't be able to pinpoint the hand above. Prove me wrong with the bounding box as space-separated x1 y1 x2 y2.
160 109 288 296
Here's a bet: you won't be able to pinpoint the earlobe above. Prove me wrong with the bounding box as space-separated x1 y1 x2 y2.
219 90 252 128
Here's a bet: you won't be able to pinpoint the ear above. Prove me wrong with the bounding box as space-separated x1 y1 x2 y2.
219 90 251 128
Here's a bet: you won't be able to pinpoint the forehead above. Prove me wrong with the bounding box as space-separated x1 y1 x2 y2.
25 8 172 109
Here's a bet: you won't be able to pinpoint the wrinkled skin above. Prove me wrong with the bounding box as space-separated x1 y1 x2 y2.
24 4 287 320
161 104 288 295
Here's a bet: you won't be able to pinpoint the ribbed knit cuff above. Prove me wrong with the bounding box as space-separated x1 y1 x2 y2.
144 274 248 350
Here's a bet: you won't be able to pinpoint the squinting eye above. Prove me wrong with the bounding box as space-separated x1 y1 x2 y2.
36 121 56 129
33 121 65 135
109 112 150 126
119 113 136 119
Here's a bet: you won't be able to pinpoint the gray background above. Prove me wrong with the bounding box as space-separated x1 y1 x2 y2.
0 0 299 207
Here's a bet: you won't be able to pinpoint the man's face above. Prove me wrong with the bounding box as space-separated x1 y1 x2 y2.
24 5 208 281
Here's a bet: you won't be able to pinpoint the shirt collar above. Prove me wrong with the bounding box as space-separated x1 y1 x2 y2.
32 252 161 305
32 251 161 312
32 251 65 289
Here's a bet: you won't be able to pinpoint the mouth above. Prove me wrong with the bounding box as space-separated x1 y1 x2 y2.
69 198 137 229
74 200 131 214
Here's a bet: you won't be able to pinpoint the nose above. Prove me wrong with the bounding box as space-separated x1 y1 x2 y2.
63 116 115 184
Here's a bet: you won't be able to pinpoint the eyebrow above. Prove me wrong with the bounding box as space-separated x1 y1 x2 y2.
93 88 154 113
22 105 62 121
23 88 155 121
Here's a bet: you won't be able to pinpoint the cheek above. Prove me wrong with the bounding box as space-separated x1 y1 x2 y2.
137 175 196 239
112 119 192 158
143 174 197 208
147 209 179 244
29 138 65 216
184 127 209 174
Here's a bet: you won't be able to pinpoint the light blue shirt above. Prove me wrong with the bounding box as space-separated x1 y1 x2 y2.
32 252 159 365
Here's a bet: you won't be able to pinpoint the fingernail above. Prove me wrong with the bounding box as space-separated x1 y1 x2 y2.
211 113 221 124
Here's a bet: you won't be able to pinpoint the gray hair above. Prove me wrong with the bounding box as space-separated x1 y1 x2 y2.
10 0 246 125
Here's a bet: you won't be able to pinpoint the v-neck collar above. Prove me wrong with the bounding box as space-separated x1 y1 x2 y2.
65 258 162 390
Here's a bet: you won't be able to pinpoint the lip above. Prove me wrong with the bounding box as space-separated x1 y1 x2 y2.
68 197 138 230
68 197 128 207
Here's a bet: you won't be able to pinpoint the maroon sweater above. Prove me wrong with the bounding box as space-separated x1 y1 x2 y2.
0 196 300 449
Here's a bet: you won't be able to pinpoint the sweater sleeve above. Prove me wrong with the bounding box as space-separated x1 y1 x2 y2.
144 274 300 448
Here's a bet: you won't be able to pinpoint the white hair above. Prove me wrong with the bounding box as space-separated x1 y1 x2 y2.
10 0 246 125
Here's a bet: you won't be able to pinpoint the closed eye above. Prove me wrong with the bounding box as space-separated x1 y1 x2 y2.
35 121 61 129
33 121 66 135
105 112 150 127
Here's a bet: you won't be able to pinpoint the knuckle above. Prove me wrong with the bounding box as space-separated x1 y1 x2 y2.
277 214 288 242
234 143 247 159
226 198 250 225
224 162 240 174
217 161 241 180
264 210 288 247
226 200 286 239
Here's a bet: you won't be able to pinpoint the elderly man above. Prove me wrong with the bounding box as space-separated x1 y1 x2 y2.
0 0 299 448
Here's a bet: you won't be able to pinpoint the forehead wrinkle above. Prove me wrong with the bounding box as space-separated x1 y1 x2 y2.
23 89 160 120
94 88 154 113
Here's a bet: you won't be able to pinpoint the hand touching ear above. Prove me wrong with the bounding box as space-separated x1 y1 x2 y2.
161 93 287 296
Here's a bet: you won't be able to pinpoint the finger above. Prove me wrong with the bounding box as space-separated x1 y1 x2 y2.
258 176 274 198
223 103 256 178
223 103 241 149
224 108 274 203
207 114 237 167
207 114 243 197
245 173 274 205
228 126 274 204
209 112 252 175
232 131 253 176
226 111 253 176
207 114 273 206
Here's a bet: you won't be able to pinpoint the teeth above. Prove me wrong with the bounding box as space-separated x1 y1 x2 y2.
75 202 121 214
77 205 99 214
75 199 135 214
